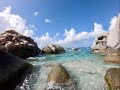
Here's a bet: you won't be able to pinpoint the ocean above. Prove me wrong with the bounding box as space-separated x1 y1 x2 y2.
15 47 120 90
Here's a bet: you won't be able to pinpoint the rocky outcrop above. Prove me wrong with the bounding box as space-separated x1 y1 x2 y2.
45 64 75 90
0 49 32 90
107 14 120 49
91 33 108 53
92 14 120 63
104 55 120 64
104 68 120 90
42 44 65 54
0 30 41 59
104 14 120 63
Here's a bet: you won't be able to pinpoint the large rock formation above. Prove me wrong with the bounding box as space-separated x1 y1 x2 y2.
45 64 75 90
107 14 120 49
42 44 65 54
105 14 120 63
0 30 41 59
0 49 32 90
92 13 120 63
104 68 120 90
91 33 108 53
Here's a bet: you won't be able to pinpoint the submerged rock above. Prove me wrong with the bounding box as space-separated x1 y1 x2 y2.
0 49 32 90
42 44 65 54
47 64 70 83
105 68 120 90
104 54 120 64
104 48 120 63
72 48 80 51
45 64 75 90
0 30 41 59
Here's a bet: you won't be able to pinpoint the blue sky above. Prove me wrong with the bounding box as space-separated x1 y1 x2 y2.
0 0 119 48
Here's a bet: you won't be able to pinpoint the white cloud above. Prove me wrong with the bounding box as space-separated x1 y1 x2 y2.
34 33 53 49
34 23 106 48
44 18 52 23
108 16 117 31
89 23 106 37
0 6 35 37
0 6 119 49
55 23 106 47
33 12 39 16
56 32 60 36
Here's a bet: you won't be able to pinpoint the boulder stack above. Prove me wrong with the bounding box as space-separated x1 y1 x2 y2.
0 30 41 59
91 14 120 63
42 44 65 54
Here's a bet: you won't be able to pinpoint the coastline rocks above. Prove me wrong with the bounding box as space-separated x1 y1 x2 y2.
91 33 108 53
104 54 120 64
0 49 32 90
42 44 65 54
45 64 75 90
104 68 120 90
104 48 120 63
92 14 120 63
0 30 41 59
107 14 120 49
72 48 80 51
104 14 120 63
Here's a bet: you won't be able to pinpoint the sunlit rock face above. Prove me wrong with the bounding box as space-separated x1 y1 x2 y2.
45 64 76 90
107 14 120 49
91 33 108 53
105 68 120 90
92 14 120 63
0 49 32 90
42 44 65 54
105 14 120 63
0 30 41 59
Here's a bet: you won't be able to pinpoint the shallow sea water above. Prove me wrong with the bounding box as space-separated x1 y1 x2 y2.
16 47 120 90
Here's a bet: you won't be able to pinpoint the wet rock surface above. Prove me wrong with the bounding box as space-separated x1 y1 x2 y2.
105 68 120 90
0 49 32 90
45 64 75 90
91 33 108 53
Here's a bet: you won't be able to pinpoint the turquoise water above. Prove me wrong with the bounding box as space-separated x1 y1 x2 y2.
29 48 104 65
16 47 120 90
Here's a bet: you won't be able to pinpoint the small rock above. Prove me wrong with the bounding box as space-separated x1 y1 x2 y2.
45 64 75 90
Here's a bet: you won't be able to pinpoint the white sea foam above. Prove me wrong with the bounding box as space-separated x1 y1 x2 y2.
44 79 76 90
27 57 46 60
